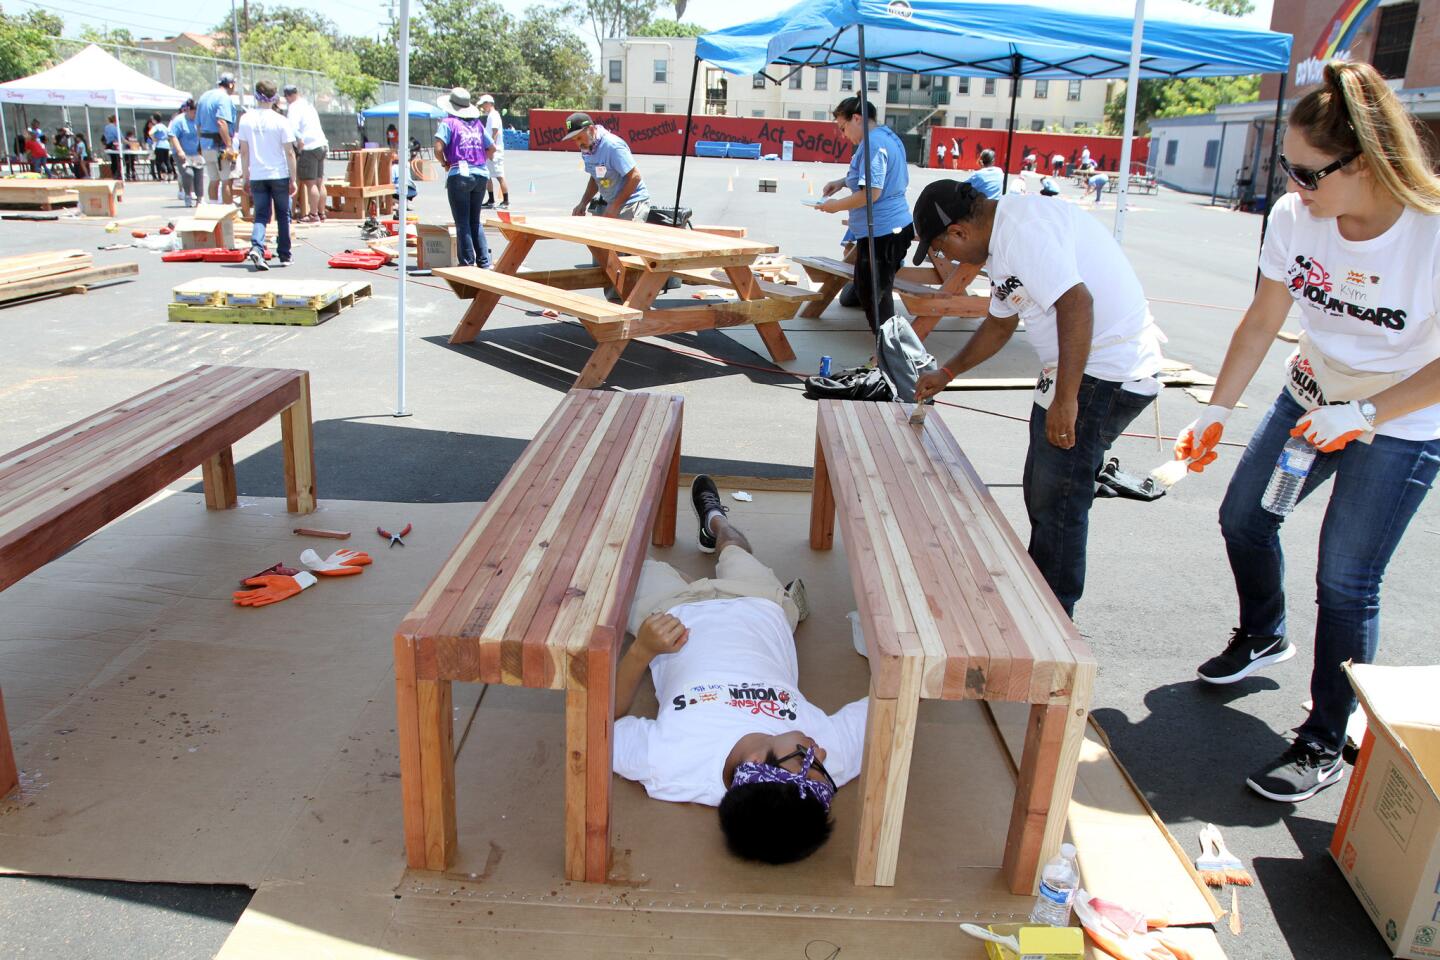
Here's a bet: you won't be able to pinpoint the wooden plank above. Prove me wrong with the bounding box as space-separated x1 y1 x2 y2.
489 215 778 262
655 266 822 303
583 623 619 882
652 421 680 548
201 446 237 510
394 633 428 867
0 688 16 798
280 372 316 514
434 267 642 324
417 678 457 870
808 432 835 550
0 262 138 304
630 296 797 337
722 265 761 301
574 341 628 390
514 266 610 291
851 662 922 887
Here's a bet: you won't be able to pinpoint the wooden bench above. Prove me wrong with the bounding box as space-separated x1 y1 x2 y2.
0 181 79 210
618 258 822 305
793 255 989 337
395 389 683 883
808 400 1094 893
0 365 317 798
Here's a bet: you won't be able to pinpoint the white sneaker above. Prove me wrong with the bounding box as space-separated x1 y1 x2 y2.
247 247 269 271
847 610 868 658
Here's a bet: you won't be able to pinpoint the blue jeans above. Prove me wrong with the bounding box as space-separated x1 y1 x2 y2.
1219 390 1440 754
1023 374 1155 617
249 178 292 261
445 173 491 267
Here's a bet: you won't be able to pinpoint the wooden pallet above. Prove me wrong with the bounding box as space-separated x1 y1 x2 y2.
167 280 371 326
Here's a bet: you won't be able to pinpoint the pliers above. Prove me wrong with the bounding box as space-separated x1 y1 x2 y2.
377 523 412 548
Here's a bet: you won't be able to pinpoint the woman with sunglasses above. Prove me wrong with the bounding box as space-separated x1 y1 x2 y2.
1174 60 1440 803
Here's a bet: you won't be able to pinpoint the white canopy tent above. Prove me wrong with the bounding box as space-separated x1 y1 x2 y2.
0 44 191 180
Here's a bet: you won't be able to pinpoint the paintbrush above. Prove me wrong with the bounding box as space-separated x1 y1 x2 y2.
1211 825 1254 886
1195 824 1227 888
908 401 929 426
1148 458 1191 491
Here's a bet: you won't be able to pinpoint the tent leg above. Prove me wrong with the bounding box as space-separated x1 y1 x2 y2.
1001 55 1019 194
1257 71 1287 273
0 107 8 176
394 0 412 417
1114 0 1145 243
856 25 881 338
674 56 700 216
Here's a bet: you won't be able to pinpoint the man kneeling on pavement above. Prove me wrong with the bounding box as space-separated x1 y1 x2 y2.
612 476 868 864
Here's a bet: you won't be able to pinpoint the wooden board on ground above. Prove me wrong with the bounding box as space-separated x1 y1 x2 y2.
168 281 371 326
0 181 78 210
0 262 138 305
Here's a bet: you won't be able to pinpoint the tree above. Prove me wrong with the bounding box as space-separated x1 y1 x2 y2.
77 25 135 45
632 18 707 37
240 25 379 107
515 6 602 110
574 0 660 49
0 6 61 82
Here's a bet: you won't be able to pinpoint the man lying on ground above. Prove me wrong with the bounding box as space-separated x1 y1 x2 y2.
612 476 868 865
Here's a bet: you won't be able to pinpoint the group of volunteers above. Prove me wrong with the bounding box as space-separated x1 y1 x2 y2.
600 60 1440 872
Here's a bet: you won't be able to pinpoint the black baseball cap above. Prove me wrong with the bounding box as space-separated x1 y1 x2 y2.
562 112 594 141
910 180 986 265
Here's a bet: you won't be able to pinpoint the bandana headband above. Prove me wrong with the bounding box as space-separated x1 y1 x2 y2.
730 746 835 811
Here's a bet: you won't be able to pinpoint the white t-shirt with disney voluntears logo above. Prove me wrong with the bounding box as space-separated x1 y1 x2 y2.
985 193 1165 384
612 597 868 807
1259 192 1440 441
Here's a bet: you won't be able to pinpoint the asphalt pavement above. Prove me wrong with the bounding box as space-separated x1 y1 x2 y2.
1 149 1433 960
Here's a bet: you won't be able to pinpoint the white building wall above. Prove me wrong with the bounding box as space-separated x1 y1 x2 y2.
1148 117 1249 196
942 76 1110 132
600 37 703 115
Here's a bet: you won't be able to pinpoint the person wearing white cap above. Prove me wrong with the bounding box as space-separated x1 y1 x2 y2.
434 87 495 268
479 94 509 209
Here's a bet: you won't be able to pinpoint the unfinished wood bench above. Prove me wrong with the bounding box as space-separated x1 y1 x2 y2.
792 254 989 338
0 364 317 798
395 389 683 883
0 181 79 211
808 399 1094 893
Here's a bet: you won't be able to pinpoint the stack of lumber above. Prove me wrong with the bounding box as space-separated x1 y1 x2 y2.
752 255 802 285
325 149 395 220
0 250 139 305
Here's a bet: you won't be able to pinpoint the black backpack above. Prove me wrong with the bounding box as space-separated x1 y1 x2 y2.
802 367 894 402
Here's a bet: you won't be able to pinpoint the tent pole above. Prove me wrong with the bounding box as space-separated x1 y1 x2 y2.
675 55 700 217
1114 0 1144 244
116 92 125 184
1210 121 1228 206
393 0 411 417
856 25 881 337
0 107 8 175
1257 71 1287 267
1001 54 1019 193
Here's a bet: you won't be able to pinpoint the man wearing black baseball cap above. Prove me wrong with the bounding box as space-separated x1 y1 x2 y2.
563 112 650 221
911 180 1166 617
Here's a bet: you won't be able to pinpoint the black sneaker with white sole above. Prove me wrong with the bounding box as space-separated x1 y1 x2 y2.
690 475 728 553
1196 628 1294 684
1246 739 1345 802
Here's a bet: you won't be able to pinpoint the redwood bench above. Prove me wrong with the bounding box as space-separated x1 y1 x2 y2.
809 399 1094 893
395 389 683 883
0 365 317 797
792 254 990 338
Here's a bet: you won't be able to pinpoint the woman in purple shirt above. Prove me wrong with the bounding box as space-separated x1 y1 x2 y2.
433 88 494 268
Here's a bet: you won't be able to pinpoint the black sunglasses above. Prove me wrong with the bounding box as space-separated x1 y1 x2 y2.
1279 151 1360 191
769 747 838 793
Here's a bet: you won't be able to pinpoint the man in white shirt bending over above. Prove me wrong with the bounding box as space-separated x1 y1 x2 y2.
236 79 298 270
612 476 868 864
912 180 1166 618
283 84 328 223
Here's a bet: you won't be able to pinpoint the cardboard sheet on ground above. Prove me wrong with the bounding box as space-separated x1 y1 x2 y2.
0 485 1222 958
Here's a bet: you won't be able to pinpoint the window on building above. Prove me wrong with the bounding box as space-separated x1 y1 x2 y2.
841 69 854 91
787 110 801 119
1009 79 1021 98
752 109 765 117
1067 79 1081 101
653 103 666 113
1007 116 1017 130
752 72 766 89
900 73 913 89
980 117 994 129
608 102 622 111
956 77 970 95
654 60 667 83
1165 140 1179 165
867 77 879 91
1373 2 1418 80
983 78 995 96
813 110 827 120
1204 139 1220 168
1034 79 1048 99
788 70 803 90
1031 119 1044 131
952 116 968 128
814 68 828 91
608 60 622 83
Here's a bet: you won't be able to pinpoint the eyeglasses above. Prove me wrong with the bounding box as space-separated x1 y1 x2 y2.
1278 151 1360 191
769 747 837 794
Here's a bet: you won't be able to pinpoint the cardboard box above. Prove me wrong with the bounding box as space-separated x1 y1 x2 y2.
416 223 457 269
176 204 238 250
1332 664 1440 959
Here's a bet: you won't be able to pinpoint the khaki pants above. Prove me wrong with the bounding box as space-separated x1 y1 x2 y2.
626 545 800 636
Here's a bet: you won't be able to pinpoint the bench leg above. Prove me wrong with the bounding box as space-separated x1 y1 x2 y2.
0 688 18 798
652 422 680 548
809 433 836 550
754 321 797 363
574 341 628 390
911 315 939 340
853 672 921 886
565 628 618 883
799 276 845 319
1001 675 1093 895
397 654 458 871
280 372 316 514
201 447 237 510
449 292 503 344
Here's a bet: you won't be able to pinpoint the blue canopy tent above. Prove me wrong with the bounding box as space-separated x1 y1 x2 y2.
361 99 448 119
686 0 1291 324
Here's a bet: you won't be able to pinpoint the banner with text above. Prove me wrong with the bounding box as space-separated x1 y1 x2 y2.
928 128 1150 174
529 110 855 164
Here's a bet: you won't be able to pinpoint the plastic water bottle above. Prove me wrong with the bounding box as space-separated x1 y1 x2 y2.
1261 436 1317 516
1030 843 1079 926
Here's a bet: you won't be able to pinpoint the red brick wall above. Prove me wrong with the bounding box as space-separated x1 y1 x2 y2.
926 128 1149 173
1262 0 1440 98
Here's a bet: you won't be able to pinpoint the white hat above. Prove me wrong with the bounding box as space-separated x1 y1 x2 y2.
437 87 481 119
478 94 495 105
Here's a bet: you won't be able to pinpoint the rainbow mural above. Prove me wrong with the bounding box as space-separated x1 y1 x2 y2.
1310 0 1382 61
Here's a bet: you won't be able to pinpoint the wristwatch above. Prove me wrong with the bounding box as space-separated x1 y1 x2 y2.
1358 399 1378 428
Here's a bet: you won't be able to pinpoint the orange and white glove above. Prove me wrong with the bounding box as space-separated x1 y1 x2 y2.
301 548 372 576
1174 406 1231 472
233 571 317 607
1292 401 1372 452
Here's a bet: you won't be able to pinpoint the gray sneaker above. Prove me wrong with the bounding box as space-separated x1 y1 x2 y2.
784 578 809 623
247 246 269 272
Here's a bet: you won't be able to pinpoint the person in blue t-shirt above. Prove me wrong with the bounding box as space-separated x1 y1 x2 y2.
814 96 913 335
562 112 651 220
965 149 1004 199
167 99 205 206
195 73 239 203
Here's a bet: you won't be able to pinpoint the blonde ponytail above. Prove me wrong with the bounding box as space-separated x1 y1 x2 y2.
1289 60 1440 215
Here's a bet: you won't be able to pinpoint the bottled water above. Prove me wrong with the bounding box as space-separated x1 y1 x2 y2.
1261 436 1317 516
1030 842 1079 927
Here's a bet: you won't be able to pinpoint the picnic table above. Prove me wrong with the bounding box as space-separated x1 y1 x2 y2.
439 215 801 388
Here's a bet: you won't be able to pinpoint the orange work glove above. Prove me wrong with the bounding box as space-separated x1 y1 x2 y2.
1174 405 1231 472
300 548 372 576
1291 400 1372 453
233 571 317 607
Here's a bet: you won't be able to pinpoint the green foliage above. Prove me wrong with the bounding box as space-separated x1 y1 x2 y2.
0 6 61 82
515 6 602 109
632 18 707 37
574 0 660 49
77 25 135 45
